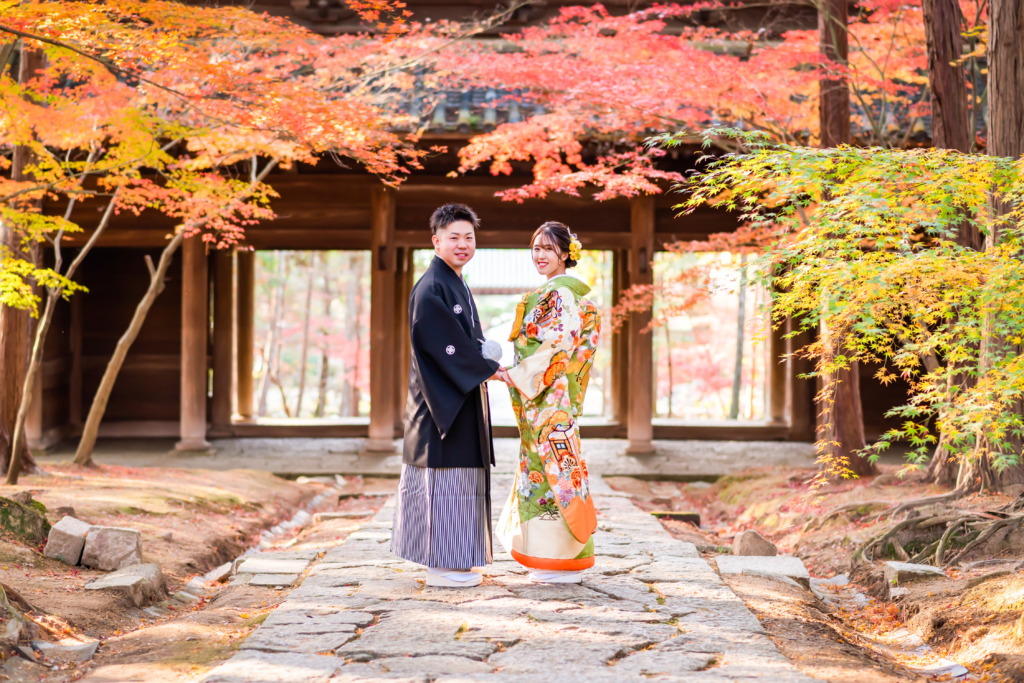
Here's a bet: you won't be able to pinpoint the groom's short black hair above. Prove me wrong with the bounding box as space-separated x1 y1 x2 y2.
430 203 479 235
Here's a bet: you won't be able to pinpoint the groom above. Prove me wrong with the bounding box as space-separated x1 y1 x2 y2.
390 203 507 588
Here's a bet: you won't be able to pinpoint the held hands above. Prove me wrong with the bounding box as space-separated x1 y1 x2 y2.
488 366 511 385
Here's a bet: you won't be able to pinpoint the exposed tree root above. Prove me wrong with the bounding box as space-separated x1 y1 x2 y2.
865 487 971 522
945 514 1024 566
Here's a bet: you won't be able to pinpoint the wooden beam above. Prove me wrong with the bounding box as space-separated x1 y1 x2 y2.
176 237 211 450
211 250 235 433
626 197 656 454
364 186 398 454
236 250 256 420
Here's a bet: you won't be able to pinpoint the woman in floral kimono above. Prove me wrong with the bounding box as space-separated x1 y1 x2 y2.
498 221 601 584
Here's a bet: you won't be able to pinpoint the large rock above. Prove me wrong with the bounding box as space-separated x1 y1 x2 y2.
0 497 50 545
883 561 945 586
85 563 165 607
81 526 143 571
732 530 778 557
43 516 92 565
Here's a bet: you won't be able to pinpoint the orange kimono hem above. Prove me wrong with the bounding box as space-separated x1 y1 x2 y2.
510 549 595 571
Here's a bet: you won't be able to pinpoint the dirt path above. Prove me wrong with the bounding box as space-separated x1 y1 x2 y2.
0 466 394 682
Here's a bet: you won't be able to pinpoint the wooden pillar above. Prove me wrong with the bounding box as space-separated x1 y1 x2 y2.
176 236 211 450
236 250 256 421
767 315 788 425
364 186 398 454
210 250 235 434
788 326 816 441
626 197 655 454
394 247 415 432
610 249 629 429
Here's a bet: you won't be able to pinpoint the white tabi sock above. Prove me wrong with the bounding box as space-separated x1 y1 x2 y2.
427 567 478 582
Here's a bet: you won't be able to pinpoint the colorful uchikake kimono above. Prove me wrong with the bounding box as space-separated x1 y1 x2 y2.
498 274 601 571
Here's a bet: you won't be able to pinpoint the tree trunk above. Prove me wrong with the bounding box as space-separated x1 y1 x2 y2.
922 0 977 485
314 253 332 418
818 0 876 477
294 254 316 417
664 325 673 418
924 0 972 154
8 193 118 482
0 46 45 477
818 0 851 148
257 252 287 416
980 0 1024 490
729 254 747 420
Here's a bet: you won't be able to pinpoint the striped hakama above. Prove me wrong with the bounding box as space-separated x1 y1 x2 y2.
391 464 493 569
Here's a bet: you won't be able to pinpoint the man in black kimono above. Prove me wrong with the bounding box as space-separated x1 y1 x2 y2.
390 203 507 588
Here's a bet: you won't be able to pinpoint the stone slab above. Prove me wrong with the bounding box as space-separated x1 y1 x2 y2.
249 573 300 587
883 561 946 586
85 563 164 607
716 555 811 587
235 558 309 575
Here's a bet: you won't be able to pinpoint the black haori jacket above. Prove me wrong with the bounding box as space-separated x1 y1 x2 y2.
402 256 499 469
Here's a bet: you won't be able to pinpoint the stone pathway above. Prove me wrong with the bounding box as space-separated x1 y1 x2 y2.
199 477 816 682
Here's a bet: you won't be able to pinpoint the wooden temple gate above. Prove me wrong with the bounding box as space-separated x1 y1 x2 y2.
25 167 832 455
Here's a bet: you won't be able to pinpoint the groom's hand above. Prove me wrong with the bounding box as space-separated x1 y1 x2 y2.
488 366 509 383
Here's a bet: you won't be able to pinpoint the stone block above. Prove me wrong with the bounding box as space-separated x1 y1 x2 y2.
732 529 778 557
43 516 92 565
249 574 300 587
716 555 810 587
81 526 143 571
235 558 309 575
312 511 374 522
85 563 165 607
29 640 98 664
203 562 232 584
883 561 945 586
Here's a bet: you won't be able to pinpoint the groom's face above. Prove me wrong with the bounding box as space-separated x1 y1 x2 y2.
432 220 476 271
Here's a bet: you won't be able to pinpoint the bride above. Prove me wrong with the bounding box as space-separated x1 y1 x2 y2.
497 221 601 584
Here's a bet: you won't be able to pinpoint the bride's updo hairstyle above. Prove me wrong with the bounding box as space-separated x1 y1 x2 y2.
531 221 581 268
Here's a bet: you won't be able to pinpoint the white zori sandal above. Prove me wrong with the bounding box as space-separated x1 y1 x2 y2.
425 568 483 588
528 569 585 584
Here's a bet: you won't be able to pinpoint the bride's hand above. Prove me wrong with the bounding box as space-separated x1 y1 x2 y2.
488 366 507 382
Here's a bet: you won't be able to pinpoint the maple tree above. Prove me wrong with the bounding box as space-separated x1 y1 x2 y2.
450 0 934 201
0 0 495 482
644 128 1024 531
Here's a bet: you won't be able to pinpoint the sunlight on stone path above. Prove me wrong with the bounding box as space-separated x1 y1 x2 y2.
199 477 815 682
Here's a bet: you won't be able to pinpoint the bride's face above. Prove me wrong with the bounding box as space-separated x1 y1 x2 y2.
532 234 567 278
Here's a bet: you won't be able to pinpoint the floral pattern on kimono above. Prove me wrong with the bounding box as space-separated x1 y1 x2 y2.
498 275 600 571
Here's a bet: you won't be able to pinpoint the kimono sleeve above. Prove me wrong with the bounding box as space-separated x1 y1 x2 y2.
412 283 499 436
506 287 581 402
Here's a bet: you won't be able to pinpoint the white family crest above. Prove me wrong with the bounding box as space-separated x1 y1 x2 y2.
445 345 456 355
453 304 463 314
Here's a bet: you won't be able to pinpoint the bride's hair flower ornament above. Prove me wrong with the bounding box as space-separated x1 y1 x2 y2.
568 234 582 262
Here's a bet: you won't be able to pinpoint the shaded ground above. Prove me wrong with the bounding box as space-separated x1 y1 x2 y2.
608 467 1024 682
